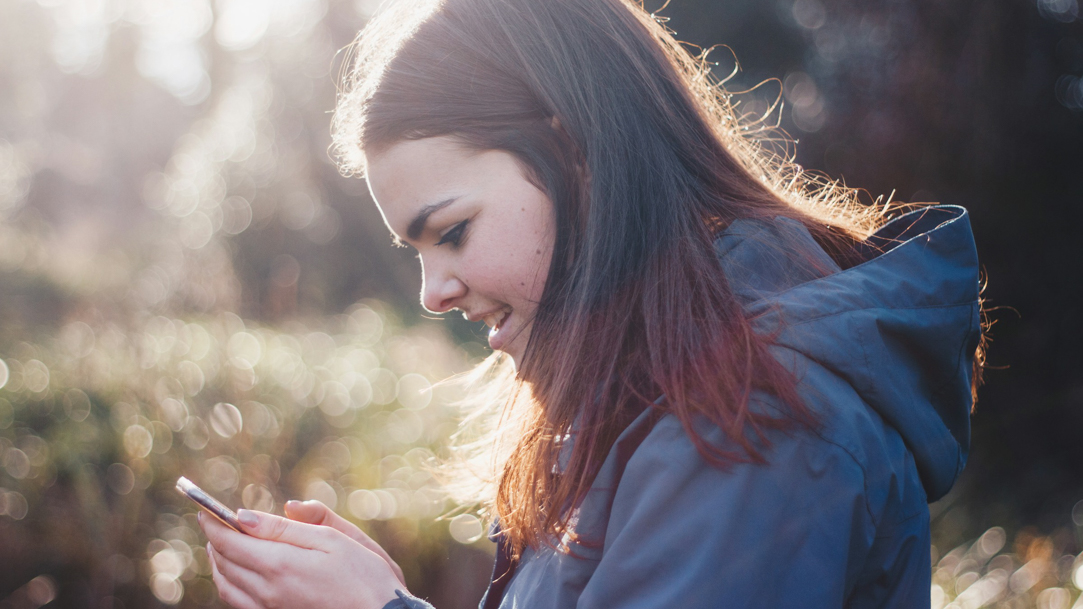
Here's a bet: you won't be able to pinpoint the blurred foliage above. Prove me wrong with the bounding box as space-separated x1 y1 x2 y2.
0 0 493 607
0 304 493 608
0 0 1081 607
928 523 1083 609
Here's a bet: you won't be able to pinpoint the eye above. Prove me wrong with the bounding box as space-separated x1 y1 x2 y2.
435 219 469 248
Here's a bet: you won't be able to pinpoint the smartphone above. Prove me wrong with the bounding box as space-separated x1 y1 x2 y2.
176 476 248 534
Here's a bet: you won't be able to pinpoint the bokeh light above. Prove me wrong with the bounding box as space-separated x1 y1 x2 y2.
209 402 243 438
449 514 484 545
107 463 135 495
25 575 57 607
242 483 275 512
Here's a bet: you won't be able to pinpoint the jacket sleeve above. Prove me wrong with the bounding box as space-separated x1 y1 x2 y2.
575 414 876 609
381 590 435 609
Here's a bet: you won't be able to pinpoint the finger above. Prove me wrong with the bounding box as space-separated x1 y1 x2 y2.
285 500 406 585
284 499 342 527
284 500 377 546
235 508 338 550
207 537 270 598
200 507 316 576
207 544 263 609
200 511 261 558
200 511 292 571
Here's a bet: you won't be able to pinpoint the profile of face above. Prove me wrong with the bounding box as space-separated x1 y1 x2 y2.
365 136 556 368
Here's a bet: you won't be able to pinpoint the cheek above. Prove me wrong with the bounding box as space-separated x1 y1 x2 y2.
515 196 555 290
478 187 555 302
525 235 553 296
474 235 551 301
515 248 552 309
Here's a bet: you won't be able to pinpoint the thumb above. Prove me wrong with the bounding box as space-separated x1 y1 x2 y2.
236 509 335 550
283 499 337 526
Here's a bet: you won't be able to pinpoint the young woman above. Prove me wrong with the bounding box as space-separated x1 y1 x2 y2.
198 0 985 607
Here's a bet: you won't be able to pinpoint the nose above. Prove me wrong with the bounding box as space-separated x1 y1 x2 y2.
420 257 467 314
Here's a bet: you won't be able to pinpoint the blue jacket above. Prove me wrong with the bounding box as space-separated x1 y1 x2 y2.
390 205 981 609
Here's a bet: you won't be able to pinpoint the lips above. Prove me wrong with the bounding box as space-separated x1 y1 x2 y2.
484 309 511 349
482 309 508 330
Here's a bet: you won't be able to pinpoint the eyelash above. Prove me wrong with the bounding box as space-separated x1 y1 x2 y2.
436 220 469 248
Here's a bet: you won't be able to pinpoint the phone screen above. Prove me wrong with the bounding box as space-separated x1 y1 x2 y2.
176 476 247 534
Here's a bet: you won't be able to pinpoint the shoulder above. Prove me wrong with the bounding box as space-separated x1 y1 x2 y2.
615 396 870 522
576 399 877 607
550 381 929 606
607 358 927 543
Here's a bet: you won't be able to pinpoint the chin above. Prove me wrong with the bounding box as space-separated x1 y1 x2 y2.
496 326 533 373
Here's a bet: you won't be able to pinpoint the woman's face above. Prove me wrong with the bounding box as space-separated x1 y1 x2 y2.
365 136 555 368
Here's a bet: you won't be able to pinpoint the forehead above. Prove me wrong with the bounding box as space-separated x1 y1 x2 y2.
364 136 537 237
365 137 474 232
367 137 468 196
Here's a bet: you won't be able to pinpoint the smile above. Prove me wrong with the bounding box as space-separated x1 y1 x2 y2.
484 310 510 334
483 309 512 350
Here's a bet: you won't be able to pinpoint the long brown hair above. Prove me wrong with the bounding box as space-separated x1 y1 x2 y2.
333 0 891 557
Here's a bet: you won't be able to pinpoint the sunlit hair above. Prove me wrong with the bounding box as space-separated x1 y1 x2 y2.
332 0 979 557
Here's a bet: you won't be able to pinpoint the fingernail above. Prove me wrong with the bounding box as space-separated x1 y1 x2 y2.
197 512 202 524
237 509 258 527
285 500 301 509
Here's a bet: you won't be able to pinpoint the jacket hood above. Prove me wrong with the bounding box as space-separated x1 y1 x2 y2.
715 206 981 502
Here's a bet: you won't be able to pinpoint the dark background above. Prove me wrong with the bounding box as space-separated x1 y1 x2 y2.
655 0 1083 540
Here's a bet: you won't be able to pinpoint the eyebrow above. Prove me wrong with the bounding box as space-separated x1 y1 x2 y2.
406 197 457 241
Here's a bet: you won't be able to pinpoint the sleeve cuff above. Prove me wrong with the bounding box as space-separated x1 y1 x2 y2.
381 589 435 609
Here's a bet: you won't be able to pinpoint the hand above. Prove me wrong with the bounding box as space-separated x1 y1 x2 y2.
199 507 405 609
283 499 405 586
